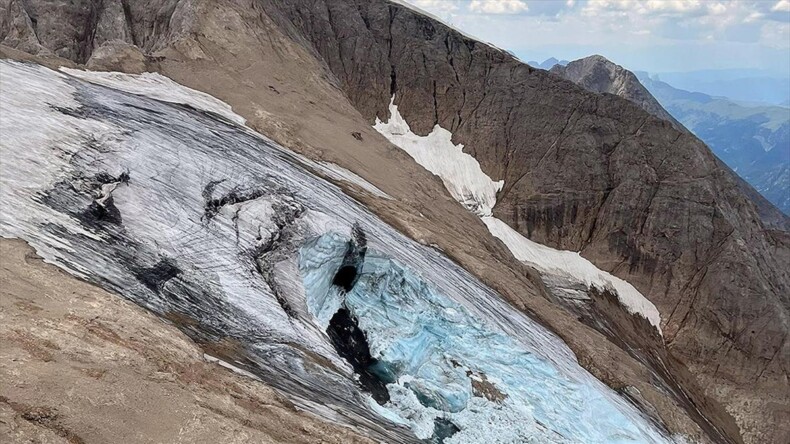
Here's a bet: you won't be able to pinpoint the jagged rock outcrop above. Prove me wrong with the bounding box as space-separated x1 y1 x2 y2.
550 55 683 129
2 0 788 443
0 0 192 62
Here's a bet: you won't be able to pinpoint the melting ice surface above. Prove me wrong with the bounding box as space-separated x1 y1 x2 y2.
300 233 668 442
374 97 663 333
1 61 670 442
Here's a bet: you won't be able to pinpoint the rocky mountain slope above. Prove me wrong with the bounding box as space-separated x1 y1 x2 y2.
552 55 788 228
259 2 789 442
1 54 678 444
634 72 789 214
1 0 788 443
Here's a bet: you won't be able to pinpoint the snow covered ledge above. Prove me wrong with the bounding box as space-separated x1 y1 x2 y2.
373 96 662 334
374 97 503 217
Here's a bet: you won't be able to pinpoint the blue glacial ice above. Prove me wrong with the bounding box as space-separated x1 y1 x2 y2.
300 232 669 443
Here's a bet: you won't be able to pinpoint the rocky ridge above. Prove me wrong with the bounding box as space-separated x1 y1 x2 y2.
550 55 683 129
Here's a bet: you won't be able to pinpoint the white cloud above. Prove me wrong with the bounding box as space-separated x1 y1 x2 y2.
410 0 460 14
469 0 529 14
708 2 727 15
584 0 720 17
402 0 790 73
644 0 704 13
772 0 790 12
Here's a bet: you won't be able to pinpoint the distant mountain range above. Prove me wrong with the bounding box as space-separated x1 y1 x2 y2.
527 57 569 70
635 72 789 214
542 56 789 214
651 69 790 106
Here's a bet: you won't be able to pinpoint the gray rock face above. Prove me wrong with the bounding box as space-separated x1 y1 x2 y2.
2 0 788 442
550 55 683 130
0 0 190 62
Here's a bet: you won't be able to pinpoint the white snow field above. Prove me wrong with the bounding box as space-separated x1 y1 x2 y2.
374 96 663 333
374 97 504 217
2 61 670 443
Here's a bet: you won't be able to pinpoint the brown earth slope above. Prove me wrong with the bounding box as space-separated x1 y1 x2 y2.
2 0 788 442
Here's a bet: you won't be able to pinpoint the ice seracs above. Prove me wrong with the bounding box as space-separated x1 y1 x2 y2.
300 231 671 443
373 96 663 334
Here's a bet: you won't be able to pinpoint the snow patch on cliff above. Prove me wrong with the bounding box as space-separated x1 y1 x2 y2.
374 97 503 216
373 97 662 334
483 217 662 332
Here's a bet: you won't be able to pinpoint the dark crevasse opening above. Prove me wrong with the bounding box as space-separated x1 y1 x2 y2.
324 224 392 403
432 417 461 443
327 306 391 404
332 265 359 292
332 224 367 291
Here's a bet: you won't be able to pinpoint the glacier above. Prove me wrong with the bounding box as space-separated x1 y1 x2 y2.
1 60 672 442
299 232 668 442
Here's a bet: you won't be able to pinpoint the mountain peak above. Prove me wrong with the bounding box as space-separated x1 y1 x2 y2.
550 55 683 129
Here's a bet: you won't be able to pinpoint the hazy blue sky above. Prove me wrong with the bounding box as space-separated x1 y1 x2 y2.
402 0 790 75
